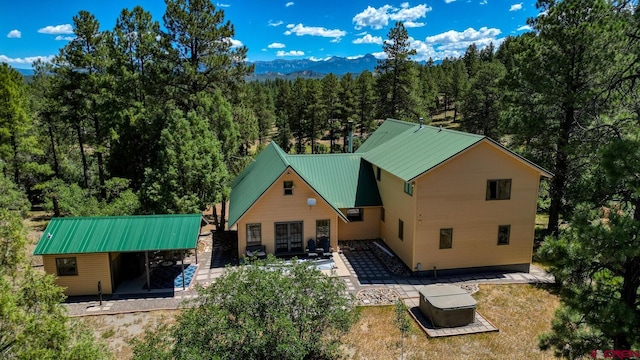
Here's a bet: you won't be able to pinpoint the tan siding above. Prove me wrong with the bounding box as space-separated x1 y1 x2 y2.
337 207 381 240
376 166 417 269
414 141 540 271
43 253 113 296
238 169 340 256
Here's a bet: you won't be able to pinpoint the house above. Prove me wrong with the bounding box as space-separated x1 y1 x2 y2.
33 214 201 296
228 119 552 274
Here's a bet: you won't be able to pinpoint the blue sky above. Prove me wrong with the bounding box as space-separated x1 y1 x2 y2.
0 0 540 69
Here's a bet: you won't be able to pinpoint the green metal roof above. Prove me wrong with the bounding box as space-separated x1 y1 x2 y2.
355 119 415 153
33 214 202 255
361 120 485 181
286 154 381 209
228 143 382 226
228 143 289 227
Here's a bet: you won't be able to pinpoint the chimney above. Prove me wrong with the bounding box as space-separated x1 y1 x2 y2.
347 121 354 153
419 117 424 128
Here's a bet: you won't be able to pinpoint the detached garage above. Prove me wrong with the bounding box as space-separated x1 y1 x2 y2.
33 214 202 296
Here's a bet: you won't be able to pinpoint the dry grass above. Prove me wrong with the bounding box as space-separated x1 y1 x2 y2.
340 284 559 360
78 310 179 359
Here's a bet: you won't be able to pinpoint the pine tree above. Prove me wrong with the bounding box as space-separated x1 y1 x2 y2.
376 22 420 121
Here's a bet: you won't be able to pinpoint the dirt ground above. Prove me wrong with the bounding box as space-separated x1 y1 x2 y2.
77 310 179 359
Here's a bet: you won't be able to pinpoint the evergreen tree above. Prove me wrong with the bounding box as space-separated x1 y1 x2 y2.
459 60 506 138
162 0 253 107
355 70 377 136
376 22 420 121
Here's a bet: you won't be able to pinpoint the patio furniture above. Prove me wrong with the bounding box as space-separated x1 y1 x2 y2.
306 239 318 259
318 237 333 258
246 244 266 259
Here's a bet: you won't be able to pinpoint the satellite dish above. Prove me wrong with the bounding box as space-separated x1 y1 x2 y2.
307 198 316 206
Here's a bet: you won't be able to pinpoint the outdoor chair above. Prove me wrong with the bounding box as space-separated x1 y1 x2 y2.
306 239 318 259
246 244 266 259
318 237 333 258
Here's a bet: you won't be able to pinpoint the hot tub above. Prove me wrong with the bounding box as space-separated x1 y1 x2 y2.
419 284 476 328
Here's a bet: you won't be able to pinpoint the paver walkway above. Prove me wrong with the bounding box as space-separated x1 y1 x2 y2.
64 240 554 316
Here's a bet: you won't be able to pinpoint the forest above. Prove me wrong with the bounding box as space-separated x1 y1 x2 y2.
1 0 639 357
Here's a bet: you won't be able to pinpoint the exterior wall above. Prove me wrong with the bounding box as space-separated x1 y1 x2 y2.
337 207 381 240
43 253 113 296
237 169 340 256
413 141 541 271
375 165 417 269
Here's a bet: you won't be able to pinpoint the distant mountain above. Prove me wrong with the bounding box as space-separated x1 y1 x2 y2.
251 54 379 77
15 68 34 76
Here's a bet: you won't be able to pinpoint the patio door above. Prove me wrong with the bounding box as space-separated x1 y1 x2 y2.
275 222 303 254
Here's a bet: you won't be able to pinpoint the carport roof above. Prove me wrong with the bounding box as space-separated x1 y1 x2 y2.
33 214 202 255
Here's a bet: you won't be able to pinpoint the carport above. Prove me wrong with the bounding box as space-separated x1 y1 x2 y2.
33 214 202 296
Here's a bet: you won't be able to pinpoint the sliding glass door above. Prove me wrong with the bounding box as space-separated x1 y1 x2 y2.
275 222 303 254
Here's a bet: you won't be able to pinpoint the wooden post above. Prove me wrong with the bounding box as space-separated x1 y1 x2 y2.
195 246 198 264
181 251 186 290
145 251 151 291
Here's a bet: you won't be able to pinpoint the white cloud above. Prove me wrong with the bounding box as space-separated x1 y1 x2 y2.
480 0 487 4
216 2 230 7
284 23 346 40
310 56 331 61
400 27 504 61
353 3 432 30
353 34 383 45
268 42 286 48
404 21 425 28
445 0 456 3
228 38 243 47
276 50 304 56
509 3 523 11
517 25 531 31
55 35 75 41
347 54 365 60
38 24 73 35
268 20 283 27
425 26 500 44
372 51 387 59
7 30 21 38
0 54 55 65
285 1 294 6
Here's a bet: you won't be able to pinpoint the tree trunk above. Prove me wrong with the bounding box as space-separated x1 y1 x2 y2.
47 120 60 178
11 134 19 186
547 104 573 236
220 200 227 232
76 124 90 189
92 104 106 199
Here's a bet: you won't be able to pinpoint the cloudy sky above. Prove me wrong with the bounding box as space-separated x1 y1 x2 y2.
0 0 539 69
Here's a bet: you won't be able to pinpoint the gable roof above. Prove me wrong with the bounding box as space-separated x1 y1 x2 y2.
33 214 201 255
355 119 415 153
228 143 381 227
361 119 552 182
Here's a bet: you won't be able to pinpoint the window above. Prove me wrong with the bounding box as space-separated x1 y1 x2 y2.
398 219 404 240
346 208 363 222
404 181 414 196
284 181 294 195
486 179 512 200
439 228 453 249
316 220 330 239
376 167 381 181
247 223 262 246
56 257 77 276
381 207 385 222
498 225 511 245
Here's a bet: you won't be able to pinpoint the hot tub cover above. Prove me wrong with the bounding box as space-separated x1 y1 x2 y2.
419 284 477 310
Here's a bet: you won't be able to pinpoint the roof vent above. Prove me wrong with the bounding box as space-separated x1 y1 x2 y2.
439 125 443 132
419 117 424 128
